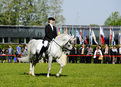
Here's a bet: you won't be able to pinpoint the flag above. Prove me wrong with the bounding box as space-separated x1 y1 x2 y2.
72 26 75 39
64 28 66 34
112 29 115 45
89 26 92 45
76 30 80 39
58 28 61 35
80 27 83 44
69 29 71 35
84 29 88 44
100 27 106 45
66 27 67 34
119 31 121 44
60 27 62 34
91 30 98 44
110 26 112 45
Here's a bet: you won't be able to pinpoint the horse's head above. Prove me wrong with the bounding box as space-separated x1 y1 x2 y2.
63 35 75 55
55 34 75 55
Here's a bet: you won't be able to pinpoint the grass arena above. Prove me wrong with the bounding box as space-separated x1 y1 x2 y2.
0 63 121 87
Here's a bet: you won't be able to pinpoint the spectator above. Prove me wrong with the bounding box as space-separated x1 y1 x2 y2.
103 44 110 64
93 47 103 63
93 44 99 54
80 45 87 63
110 46 113 63
22 44 28 57
7 45 13 63
1 47 6 63
0 48 1 63
71 44 79 63
99 44 102 51
112 46 118 64
69 48 73 63
16 43 21 62
86 45 93 63
117 44 121 64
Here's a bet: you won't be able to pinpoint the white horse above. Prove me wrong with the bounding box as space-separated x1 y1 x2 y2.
18 34 74 77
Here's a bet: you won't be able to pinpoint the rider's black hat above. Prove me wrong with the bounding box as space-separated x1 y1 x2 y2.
48 17 55 21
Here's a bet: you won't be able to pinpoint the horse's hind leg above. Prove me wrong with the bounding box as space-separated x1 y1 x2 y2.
32 64 36 76
31 58 38 76
47 56 52 78
56 58 64 77
28 62 32 75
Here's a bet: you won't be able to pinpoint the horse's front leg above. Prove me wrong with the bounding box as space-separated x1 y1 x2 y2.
56 58 64 77
47 56 52 78
28 62 32 75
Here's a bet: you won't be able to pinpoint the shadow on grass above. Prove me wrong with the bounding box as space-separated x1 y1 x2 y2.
21 72 68 77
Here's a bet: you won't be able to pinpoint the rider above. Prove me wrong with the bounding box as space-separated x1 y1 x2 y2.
40 17 57 55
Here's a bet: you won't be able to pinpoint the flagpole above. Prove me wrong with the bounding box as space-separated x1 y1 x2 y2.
89 26 90 45
83 29 84 45
120 26 121 45
109 26 110 46
118 30 119 45
99 26 100 45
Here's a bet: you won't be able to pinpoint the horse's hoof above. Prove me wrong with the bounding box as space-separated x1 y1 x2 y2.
56 73 59 77
28 73 32 75
32 74 35 76
47 75 50 78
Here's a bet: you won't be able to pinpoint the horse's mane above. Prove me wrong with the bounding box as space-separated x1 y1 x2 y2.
55 34 71 46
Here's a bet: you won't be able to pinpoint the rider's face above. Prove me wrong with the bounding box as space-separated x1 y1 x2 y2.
49 20 54 24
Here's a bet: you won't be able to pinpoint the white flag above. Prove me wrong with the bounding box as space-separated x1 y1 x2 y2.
91 30 98 44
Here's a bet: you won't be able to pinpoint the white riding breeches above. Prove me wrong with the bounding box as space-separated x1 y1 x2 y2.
44 40 48 47
36 40 49 54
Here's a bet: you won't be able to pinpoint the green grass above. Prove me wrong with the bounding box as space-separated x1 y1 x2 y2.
0 63 121 87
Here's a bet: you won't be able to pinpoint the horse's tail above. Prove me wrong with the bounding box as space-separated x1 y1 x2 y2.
18 41 31 63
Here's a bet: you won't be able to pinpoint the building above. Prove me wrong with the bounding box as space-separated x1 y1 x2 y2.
0 25 45 44
0 25 121 45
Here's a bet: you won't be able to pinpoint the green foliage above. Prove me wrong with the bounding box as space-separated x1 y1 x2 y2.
104 11 121 26
0 63 121 87
90 24 99 26
75 44 119 49
49 0 65 25
0 0 65 26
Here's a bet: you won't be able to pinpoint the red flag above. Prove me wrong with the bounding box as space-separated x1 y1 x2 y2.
84 29 88 44
100 27 105 45
110 26 112 44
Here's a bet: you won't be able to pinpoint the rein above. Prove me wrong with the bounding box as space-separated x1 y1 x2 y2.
52 39 71 51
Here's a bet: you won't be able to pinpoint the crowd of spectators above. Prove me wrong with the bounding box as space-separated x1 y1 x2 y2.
68 44 121 64
1 43 121 64
0 43 28 63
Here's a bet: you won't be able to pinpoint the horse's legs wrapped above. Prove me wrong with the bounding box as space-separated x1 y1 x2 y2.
47 56 52 77
56 58 64 77
28 62 32 75
32 64 35 76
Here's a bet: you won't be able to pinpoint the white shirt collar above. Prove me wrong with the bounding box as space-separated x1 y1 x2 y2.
49 23 53 30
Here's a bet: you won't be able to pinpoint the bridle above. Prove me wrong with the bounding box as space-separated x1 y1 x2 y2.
52 39 72 51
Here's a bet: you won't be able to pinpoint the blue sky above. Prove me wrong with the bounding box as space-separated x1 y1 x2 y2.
62 0 121 25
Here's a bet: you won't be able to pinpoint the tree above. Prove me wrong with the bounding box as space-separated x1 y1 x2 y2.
104 11 121 26
48 0 65 25
0 0 14 25
0 0 65 26
90 24 98 26
34 0 49 26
